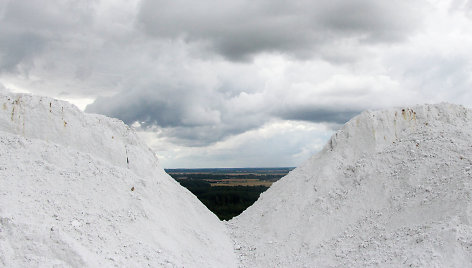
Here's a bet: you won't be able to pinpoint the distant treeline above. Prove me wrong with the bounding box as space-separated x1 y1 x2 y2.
166 167 294 174
169 173 284 182
177 179 268 220
167 168 293 220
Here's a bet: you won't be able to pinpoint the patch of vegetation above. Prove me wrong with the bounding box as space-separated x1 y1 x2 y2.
167 168 293 220
177 179 268 220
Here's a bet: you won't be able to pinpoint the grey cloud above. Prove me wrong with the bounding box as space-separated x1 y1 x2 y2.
1 0 92 30
85 77 362 147
277 107 360 124
87 93 180 128
0 32 45 72
156 123 259 147
0 0 145 98
317 1 419 42
86 84 221 128
2 0 471 169
389 53 472 104
138 0 423 60
0 0 420 149
85 82 269 146
0 0 94 73
156 121 334 168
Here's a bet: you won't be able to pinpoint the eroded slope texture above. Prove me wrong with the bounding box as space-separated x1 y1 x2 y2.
0 93 237 267
230 103 472 268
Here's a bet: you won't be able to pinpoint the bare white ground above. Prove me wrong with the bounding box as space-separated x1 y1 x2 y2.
2 91 472 268
230 103 472 267
0 93 237 267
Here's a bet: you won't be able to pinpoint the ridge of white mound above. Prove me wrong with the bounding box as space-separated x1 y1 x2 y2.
230 103 472 267
0 93 237 267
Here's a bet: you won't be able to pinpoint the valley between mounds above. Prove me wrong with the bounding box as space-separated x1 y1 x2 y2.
2 92 472 267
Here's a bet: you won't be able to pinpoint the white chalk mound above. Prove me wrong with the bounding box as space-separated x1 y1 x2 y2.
2 91 471 267
0 93 237 267
230 103 472 267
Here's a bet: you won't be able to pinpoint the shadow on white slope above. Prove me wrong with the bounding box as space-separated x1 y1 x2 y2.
0 93 237 267
229 103 472 267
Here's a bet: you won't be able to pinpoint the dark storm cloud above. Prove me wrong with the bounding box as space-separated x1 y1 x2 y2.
85 81 271 146
0 32 45 72
85 78 362 146
138 0 422 60
86 83 221 128
87 93 180 128
0 0 94 73
156 123 262 147
278 107 360 124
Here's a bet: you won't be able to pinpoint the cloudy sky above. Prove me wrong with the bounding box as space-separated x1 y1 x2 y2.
1 0 471 168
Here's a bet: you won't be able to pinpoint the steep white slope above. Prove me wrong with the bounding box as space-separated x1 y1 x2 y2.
0 93 237 267
230 103 472 267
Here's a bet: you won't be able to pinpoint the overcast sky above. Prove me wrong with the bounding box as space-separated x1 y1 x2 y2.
1 0 472 168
